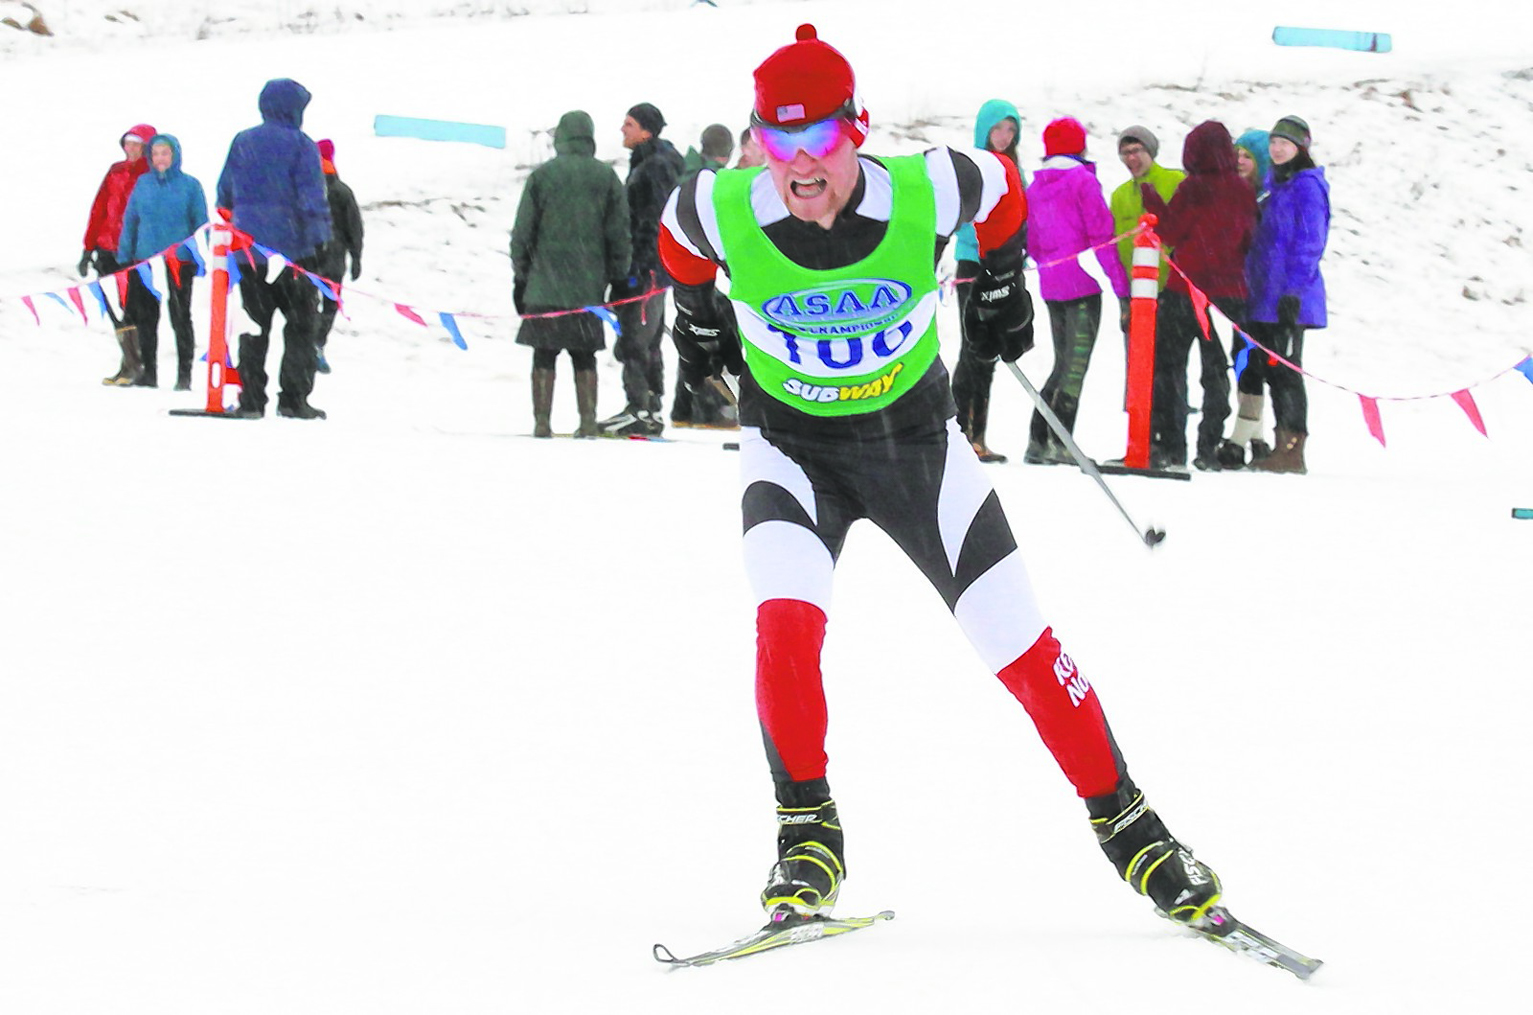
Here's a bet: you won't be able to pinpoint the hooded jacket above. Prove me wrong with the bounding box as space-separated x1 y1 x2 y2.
1139 121 1256 299
118 134 209 265
83 123 157 252
1246 163 1330 327
1235 129 1273 201
215 79 332 261
511 110 631 310
953 99 1025 264
1026 155 1129 302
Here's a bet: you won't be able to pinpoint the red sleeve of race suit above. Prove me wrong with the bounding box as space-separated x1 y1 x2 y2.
659 222 718 286
974 152 1026 258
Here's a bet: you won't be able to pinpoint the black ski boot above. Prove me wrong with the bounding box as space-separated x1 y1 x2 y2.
761 780 845 919
1088 779 1221 925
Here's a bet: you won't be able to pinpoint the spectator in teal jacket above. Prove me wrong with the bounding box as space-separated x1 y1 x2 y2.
952 98 1026 463
119 134 209 390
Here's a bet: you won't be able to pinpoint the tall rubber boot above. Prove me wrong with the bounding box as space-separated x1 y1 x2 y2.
531 367 556 438
573 370 599 439
104 325 141 386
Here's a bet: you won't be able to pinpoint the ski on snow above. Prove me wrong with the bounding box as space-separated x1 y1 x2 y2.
1175 906 1323 980
653 910 895 967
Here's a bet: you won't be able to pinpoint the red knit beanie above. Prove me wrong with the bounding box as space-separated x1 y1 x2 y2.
316 138 335 162
753 24 868 145
1043 117 1087 158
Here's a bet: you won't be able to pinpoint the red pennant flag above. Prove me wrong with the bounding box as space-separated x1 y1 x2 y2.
395 303 427 326
115 270 130 307
1450 389 1487 437
1359 394 1386 447
22 295 40 326
166 252 184 287
1187 283 1212 342
67 287 88 324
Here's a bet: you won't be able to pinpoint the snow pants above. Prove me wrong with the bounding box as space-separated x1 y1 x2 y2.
236 268 321 413
125 261 196 386
1243 321 1307 434
614 285 667 414
739 419 1126 801
1150 291 1236 462
1029 295 1101 451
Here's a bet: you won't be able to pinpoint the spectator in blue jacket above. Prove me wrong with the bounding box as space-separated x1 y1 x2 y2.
216 78 333 419
119 134 209 390
952 98 1027 463
1244 115 1329 474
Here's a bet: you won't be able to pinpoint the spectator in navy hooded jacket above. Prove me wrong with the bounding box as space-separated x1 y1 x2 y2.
119 134 209 390
1139 121 1256 470
216 78 333 419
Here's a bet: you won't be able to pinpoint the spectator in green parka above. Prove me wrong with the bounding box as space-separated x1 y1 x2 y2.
512 109 631 438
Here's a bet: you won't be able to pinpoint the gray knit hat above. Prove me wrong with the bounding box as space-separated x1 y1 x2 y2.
1270 115 1311 150
1117 125 1159 158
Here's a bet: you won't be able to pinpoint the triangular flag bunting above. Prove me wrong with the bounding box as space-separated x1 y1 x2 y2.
1450 389 1487 437
438 311 469 350
585 305 622 337
1359 394 1386 447
88 280 111 319
22 295 40 326
67 287 89 324
136 262 163 302
395 303 427 326
115 270 130 309
45 291 74 319
1232 329 1253 380
1186 284 1212 342
1515 356 1533 385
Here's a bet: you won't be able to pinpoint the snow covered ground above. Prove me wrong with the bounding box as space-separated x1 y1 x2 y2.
2 2 1531 1012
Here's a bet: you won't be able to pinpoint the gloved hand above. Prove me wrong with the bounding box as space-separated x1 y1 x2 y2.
513 277 527 316
608 275 639 303
967 233 1034 362
77 250 92 277
1277 295 1300 328
1119 296 1132 334
349 257 361 281
672 281 742 393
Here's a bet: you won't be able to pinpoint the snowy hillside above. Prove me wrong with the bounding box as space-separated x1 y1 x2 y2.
2 3 1531 1014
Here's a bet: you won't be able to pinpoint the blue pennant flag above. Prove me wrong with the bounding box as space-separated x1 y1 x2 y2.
45 291 72 318
185 241 207 277
135 262 163 301
438 312 468 350
1233 329 1254 380
88 280 110 318
585 305 622 337
226 255 242 289
306 272 339 302
1516 356 1533 385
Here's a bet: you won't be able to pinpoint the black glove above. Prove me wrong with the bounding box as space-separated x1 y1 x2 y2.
607 276 638 303
966 233 1034 362
349 257 361 281
672 281 742 393
1277 295 1300 328
77 249 92 277
513 277 527 316
1119 297 1132 334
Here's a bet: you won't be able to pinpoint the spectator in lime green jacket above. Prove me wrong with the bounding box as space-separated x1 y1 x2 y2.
1109 126 1183 331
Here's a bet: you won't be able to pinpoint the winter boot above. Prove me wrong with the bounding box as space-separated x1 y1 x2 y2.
573 370 599 438
175 363 193 392
531 367 555 438
1088 780 1221 926
277 396 327 420
1214 439 1246 470
1249 428 1306 474
103 325 142 386
1192 440 1222 472
761 793 845 919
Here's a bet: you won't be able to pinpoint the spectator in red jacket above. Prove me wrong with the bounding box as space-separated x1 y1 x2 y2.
1140 121 1256 470
80 122 157 385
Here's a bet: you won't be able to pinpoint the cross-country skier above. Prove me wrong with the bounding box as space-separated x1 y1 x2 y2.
659 24 1224 929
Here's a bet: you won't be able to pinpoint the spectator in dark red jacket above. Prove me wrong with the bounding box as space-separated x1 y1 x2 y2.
80 122 157 385
1140 120 1256 470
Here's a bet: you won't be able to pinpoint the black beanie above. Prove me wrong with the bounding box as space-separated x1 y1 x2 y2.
627 102 666 136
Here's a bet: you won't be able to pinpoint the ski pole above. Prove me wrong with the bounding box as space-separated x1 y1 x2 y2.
1004 361 1166 548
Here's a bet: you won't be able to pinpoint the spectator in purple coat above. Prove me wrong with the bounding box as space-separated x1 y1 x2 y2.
1022 117 1129 464
1244 115 1329 474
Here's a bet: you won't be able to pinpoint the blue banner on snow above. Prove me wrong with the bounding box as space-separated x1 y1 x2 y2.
374 114 507 149
1273 26 1392 53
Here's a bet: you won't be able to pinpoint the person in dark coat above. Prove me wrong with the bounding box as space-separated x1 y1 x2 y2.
216 77 333 419
511 110 631 438
1244 115 1330 474
598 102 685 437
669 123 738 430
80 122 156 385
118 133 209 390
312 138 364 374
1139 121 1257 470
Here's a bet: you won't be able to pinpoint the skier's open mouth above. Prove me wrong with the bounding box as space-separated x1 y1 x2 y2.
790 178 827 199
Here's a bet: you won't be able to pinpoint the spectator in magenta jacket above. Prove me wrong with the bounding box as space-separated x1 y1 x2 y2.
80 122 156 385
1139 120 1257 470
1022 117 1128 464
1245 115 1329 474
